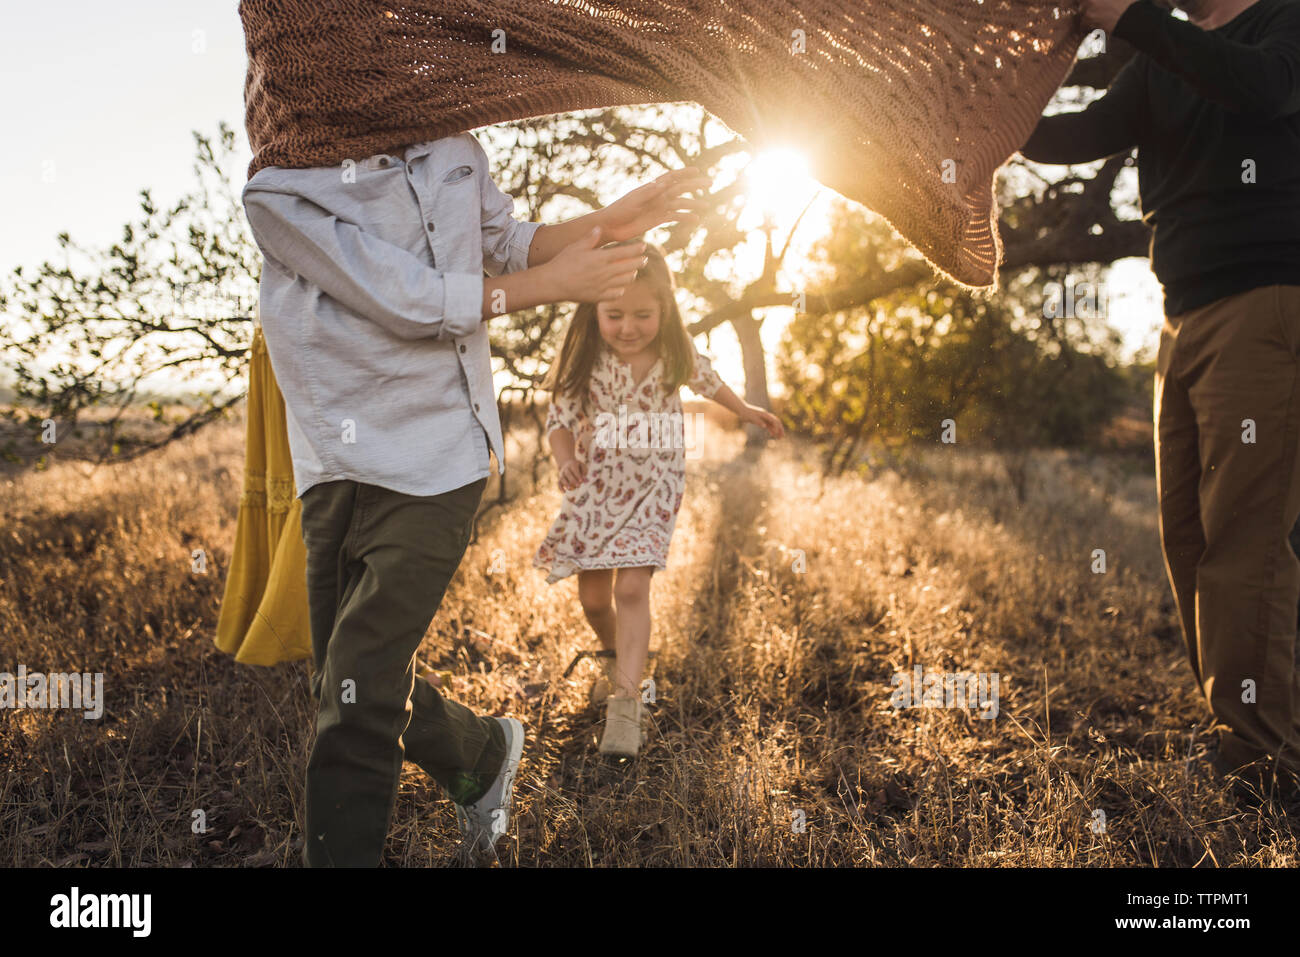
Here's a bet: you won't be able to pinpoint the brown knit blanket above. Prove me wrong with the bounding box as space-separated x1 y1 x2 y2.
239 1 1087 288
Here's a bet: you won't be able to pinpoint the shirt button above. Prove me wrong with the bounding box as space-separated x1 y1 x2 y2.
427 221 435 231
377 157 389 167
473 402 480 411
459 344 467 353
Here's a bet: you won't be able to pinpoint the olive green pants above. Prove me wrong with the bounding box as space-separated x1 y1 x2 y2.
298 477 506 867
1155 283 1300 783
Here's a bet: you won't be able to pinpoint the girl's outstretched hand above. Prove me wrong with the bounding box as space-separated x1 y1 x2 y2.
743 405 785 439
557 457 587 492
600 167 712 241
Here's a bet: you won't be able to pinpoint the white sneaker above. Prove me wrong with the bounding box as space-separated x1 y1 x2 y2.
455 717 524 853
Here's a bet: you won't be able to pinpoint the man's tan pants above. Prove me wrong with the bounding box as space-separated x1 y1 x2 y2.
1155 283 1300 780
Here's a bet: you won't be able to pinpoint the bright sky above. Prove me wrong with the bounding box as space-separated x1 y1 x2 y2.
0 1 1164 403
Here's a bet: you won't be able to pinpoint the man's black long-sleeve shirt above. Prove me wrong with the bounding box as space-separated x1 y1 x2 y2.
1020 0 1300 316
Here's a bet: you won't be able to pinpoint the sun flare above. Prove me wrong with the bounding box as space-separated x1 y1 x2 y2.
740 146 822 226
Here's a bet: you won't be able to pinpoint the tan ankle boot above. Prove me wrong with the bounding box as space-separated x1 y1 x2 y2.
598 693 644 757
588 655 617 708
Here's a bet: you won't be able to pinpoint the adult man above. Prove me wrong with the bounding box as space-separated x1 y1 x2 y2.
1020 0 1300 801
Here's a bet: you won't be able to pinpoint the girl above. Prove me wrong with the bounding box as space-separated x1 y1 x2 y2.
533 240 785 757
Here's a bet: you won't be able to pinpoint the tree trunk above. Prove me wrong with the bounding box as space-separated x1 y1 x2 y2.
731 311 771 447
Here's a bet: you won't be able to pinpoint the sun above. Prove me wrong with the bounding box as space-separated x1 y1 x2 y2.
740 146 822 227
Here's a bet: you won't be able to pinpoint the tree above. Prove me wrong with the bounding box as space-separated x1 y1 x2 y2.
776 203 1130 479
0 36 1151 478
0 123 255 464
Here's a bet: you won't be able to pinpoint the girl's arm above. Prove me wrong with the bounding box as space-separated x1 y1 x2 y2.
548 428 586 491
545 388 588 490
708 384 785 439
548 426 578 468
706 383 749 420
688 349 785 438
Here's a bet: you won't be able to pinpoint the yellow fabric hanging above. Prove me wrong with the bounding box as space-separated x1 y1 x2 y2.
214 324 311 666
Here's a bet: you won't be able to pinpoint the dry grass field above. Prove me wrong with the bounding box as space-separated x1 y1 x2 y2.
1 407 1296 867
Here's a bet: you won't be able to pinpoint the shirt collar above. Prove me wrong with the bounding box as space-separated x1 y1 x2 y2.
361 138 440 169
399 139 439 160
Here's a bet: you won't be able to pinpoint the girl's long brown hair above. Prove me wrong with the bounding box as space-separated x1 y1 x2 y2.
541 239 697 400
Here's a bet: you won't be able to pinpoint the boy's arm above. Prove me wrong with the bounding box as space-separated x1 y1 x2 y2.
1113 0 1300 118
482 186 618 273
245 186 485 339
480 164 544 276
245 184 563 328
477 130 708 270
481 267 563 318
1020 54 1146 164
526 213 612 268
473 130 609 272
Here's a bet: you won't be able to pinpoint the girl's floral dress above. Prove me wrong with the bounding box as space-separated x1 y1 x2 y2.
533 341 726 583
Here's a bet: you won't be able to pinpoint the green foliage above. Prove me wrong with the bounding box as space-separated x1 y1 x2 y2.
777 203 1133 474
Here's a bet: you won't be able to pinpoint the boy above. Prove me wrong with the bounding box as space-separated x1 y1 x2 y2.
242 129 708 866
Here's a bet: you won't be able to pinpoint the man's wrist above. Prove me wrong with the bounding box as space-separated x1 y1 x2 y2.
1112 0 1163 45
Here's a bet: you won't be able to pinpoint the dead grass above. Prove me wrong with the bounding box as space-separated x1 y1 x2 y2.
0 407 1295 866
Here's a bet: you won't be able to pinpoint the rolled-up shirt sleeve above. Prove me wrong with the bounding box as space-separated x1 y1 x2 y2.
243 185 483 341
481 192 540 278
472 137 540 277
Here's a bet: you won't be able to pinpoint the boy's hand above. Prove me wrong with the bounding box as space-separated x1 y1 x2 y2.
600 167 712 242
544 227 648 303
557 457 586 491
743 405 785 439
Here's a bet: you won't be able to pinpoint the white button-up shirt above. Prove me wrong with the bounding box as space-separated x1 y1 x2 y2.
242 131 541 499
